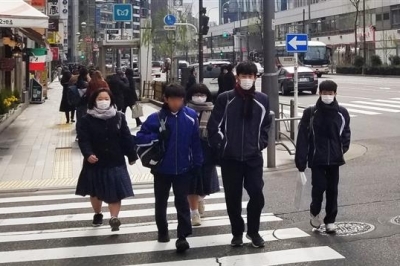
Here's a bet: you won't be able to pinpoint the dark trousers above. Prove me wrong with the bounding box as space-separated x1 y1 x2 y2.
154 172 192 238
310 165 340 224
65 110 75 123
122 106 142 126
221 156 265 236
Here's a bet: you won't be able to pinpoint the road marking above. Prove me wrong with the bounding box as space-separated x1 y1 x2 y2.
130 246 344 266
379 87 391 90
374 99 400 104
343 108 380 115
392 98 400 100
352 101 400 109
0 214 281 243
0 228 309 263
0 192 226 214
342 103 399 113
0 202 253 226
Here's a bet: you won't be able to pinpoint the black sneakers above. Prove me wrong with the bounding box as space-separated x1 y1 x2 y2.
109 217 121 232
92 213 103 227
231 235 244 247
157 233 171 243
246 233 265 248
175 237 190 253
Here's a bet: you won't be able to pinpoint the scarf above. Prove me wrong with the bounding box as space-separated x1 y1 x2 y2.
87 106 117 120
234 84 256 118
187 101 214 139
316 98 340 139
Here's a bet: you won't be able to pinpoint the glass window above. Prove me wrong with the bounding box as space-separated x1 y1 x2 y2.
391 6 400 25
376 14 382 21
304 46 328 61
384 13 390 20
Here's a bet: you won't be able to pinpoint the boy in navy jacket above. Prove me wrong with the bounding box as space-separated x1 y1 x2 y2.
136 84 203 253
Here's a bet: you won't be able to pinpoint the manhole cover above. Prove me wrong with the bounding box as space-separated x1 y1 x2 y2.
390 216 400 225
314 222 375 236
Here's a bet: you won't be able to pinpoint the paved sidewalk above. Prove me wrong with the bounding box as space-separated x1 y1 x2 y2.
0 80 296 191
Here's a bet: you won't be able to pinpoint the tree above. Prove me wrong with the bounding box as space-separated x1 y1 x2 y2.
349 0 361 56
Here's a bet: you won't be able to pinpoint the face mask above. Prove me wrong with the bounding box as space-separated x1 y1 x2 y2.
321 95 335 104
223 70 228 74
192 96 207 103
240 79 254 91
96 100 111 110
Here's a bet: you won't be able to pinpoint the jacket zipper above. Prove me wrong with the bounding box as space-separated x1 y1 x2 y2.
241 118 245 161
327 139 330 165
175 115 178 175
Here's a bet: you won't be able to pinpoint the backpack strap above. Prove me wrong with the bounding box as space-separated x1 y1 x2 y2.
308 105 316 135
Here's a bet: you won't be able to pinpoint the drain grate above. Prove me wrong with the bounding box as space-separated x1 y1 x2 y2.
315 222 375 236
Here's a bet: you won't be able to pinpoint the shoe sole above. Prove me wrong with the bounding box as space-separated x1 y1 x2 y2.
158 239 170 243
191 221 201 226
246 235 265 248
176 243 190 253
110 219 121 232
92 223 103 227
231 242 244 247
310 219 322 229
325 229 337 234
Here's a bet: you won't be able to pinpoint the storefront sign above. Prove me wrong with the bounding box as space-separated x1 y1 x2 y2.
48 19 59 32
0 19 14 26
31 0 46 8
47 0 60 17
50 47 59 61
29 78 44 104
0 58 16 71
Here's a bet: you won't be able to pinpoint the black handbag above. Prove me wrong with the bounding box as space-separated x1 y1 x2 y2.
137 112 168 168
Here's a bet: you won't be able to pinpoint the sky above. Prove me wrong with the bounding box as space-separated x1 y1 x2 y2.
184 0 220 24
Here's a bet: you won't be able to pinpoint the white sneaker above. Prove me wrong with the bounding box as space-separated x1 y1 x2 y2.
198 200 205 217
191 212 201 226
325 223 337 234
310 214 322 229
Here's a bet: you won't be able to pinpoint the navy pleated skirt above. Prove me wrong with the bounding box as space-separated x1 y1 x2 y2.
76 163 134 204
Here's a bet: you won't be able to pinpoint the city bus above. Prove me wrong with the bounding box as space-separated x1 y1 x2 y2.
275 41 332 77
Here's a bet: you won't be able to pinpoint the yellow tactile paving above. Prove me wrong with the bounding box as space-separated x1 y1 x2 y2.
52 148 72 180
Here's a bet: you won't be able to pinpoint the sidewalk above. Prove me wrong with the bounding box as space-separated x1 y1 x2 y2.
0 80 295 191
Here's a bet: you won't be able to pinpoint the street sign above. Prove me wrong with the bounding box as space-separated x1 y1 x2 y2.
164 14 176 26
106 29 119 34
113 4 133 22
286 34 308 53
173 0 183 6
164 25 176 31
93 44 99 52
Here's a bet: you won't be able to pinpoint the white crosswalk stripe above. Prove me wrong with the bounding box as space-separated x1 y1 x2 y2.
0 187 345 265
280 97 400 118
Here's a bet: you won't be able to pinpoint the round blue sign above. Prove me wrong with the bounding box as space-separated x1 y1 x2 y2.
164 14 176 26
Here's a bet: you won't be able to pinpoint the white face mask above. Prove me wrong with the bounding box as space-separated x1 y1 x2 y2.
96 100 111 110
239 78 254 90
321 95 335 104
223 70 228 74
192 96 207 103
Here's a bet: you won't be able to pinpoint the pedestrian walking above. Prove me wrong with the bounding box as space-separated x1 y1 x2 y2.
76 88 137 232
59 70 75 123
123 68 142 127
295 80 351 234
217 65 227 95
185 67 196 91
87 70 109 100
207 61 271 248
223 64 236 92
186 84 220 226
106 69 129 111
135 84 203 253
74 67 91 126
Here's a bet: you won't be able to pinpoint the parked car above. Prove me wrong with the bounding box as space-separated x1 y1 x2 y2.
278 66 318 96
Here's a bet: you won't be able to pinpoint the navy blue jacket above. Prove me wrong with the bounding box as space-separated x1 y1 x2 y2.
135 105 203 175
207 89 271 161
295 99 351 170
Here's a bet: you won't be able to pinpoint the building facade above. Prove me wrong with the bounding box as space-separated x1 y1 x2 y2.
206 0 400 65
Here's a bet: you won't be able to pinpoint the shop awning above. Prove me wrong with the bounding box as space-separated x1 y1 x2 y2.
0 0 48 28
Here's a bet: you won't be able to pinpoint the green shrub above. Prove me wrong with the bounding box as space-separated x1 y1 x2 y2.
370 55 382 67
389 55 400 66
336 66 400 75
353 56 365 68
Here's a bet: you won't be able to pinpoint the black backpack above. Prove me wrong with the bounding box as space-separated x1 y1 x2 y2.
67 85 82 106
136 112 168 169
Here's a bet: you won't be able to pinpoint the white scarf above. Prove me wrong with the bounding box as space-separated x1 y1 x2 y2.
87 106 117 120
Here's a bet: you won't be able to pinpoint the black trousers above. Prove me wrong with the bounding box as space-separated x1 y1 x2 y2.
221 156 265 236
154 172 192 238
310 165 340 224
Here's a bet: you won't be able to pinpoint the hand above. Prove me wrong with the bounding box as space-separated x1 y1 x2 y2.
297 166 306 172
129 161 136 165
87 155 99 164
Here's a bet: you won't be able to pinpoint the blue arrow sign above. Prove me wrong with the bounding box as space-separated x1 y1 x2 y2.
286 34 308 53
164 14 177 26
113 4 132 22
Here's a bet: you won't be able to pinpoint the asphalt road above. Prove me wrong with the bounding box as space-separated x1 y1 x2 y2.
0 75 400 265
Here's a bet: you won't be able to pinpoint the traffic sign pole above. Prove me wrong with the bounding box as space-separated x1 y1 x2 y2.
294 52 299 141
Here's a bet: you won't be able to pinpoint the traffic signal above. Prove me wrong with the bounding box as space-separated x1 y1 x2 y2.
220 51 224 57
80 55 85 59
222 32 229 38
200 8 209 35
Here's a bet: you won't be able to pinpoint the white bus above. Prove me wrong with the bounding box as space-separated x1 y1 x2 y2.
275 41 332 77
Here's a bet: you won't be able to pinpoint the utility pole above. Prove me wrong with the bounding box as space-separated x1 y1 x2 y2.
238 4 242 61
362 0 367 74
198 0 204 83
210 32 213 58
262 0 279 119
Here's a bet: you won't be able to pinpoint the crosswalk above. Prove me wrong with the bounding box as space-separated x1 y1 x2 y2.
281 97 400 118
0 187 345 265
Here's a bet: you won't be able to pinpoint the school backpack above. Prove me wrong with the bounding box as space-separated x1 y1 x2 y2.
67 85 81 106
